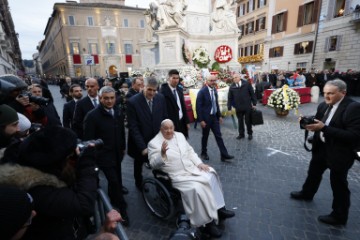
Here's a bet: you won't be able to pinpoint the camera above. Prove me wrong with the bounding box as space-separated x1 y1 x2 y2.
300 115 316 129
77 139 104 152
18 92 49 106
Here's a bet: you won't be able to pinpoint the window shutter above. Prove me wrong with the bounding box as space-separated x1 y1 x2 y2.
70 43 74 55
255 19 259 31
344 0 351 15
297 5 304 27
264 0 267 6
294 43 300 55
280 46 284 56
308 41 314 53
263 17 266 30
269 48 274 58
324 37 329 52
252 0 255 11
258 0 260 8
312 0 320 23
250 46 253 55
283 11 288 32
271 15 276 34
247 2 249 13
336 35 342 51
327 0 335 20
237 6 240 17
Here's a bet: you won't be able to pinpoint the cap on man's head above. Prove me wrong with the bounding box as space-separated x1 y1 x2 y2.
0 104 18 126
0 186 33 239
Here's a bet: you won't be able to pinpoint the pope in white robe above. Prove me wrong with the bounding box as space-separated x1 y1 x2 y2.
148 119 234 230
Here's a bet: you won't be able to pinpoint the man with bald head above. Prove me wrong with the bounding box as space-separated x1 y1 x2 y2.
227 73 257 140
196 75 234 162
148 119 235 238
73 78 99 139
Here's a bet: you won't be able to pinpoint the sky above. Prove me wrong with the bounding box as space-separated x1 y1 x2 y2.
9 0 151 60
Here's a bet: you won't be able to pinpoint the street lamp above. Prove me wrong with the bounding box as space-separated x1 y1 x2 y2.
287 62 291 71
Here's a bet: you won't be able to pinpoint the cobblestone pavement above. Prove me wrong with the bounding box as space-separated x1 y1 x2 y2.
51 85 360 240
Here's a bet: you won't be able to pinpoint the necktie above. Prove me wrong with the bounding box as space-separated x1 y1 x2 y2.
211 89 216 114
173 89 177 102
148 100 153 113
93 98 98 107
109 109 114 117
321 105 333 123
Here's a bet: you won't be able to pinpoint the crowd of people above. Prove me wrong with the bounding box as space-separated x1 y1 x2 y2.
1 68 360 239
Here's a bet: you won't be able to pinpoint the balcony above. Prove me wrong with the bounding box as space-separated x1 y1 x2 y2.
351 9 360 23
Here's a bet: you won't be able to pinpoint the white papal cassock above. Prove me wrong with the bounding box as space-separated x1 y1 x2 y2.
148 131 225 226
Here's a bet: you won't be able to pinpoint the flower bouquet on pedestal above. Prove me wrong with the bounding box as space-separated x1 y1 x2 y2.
192 46 210 69
267 85 300 116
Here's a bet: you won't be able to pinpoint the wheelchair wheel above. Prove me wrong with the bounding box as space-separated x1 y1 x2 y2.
142 177 175 219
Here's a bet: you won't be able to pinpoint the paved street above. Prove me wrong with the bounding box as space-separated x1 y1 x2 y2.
50 85 360 240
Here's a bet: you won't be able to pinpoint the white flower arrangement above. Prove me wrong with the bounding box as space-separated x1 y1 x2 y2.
267 85 300 110
192 46 210 69
179 65 198 88
217 81 228 89
130 70 142 77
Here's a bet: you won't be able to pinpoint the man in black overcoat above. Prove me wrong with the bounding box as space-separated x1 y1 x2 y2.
159 69 189 138
127 77 167 190
63 84 82 129
291 79 360 226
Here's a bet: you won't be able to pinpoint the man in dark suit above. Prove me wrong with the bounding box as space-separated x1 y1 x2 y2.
125 76 143 100
127 77 167 190
73 78 99 139
290 79 360 226
62 84 82 129
159 69 189 138
196 75 234 162
83 86 129 226
228 73 257 140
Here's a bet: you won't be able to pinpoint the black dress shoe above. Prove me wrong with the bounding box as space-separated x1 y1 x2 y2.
122 186 129 195
318 214 347 226
204 221 222 238
218 207 235 219
248 135 253 140
221 154 234 162
290 191 313 201
201 153 209 160
236 135 245 140
120 209 130 227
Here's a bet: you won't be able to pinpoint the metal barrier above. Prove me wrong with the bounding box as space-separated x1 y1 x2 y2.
95 188 129 240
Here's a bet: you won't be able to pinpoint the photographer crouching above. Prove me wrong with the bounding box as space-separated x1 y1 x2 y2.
291 79 360 226
0 126 101 239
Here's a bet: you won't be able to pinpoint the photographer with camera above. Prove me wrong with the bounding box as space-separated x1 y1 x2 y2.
0 74 29 113
0 126 100 239
26 84 61 126
291 79 360 226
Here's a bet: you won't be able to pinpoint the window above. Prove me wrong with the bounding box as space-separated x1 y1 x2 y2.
239 24 244 35
123 19 129 27
326 36 342 51
140 19 145 28
254 43 263 55
124 43 133 55
88 16 94 26
70 42 80 55
296 62 307 71
272 12 287 33
248 0 255 13
294 41 313 54
106 42 116 54
241 3 246 16
246 21 254 34
258 0 266 8
297 0 319 27
88 43 98 54
68 16 75 26
269 46 283 58
334 0 345 18
246 45 253 56
256 17 266 31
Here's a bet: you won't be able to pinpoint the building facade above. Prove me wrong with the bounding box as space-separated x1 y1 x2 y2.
38 0 145 78
262 0 321 72
313 0 360 71
0 0 23 75
236 0 269 71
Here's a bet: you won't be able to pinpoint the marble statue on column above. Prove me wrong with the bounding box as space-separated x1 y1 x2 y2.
149 0 188 31
211 0 240 34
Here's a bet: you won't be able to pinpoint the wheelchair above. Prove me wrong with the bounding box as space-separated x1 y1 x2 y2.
142 169 182 220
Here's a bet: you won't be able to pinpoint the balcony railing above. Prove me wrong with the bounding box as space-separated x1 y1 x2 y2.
352 10 360 23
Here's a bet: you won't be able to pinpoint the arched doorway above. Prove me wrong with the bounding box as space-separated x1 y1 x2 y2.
109 65 118 77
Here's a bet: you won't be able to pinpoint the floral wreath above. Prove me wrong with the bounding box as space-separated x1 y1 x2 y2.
193 46 210 69
267 85 300 111
179 65 198 88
